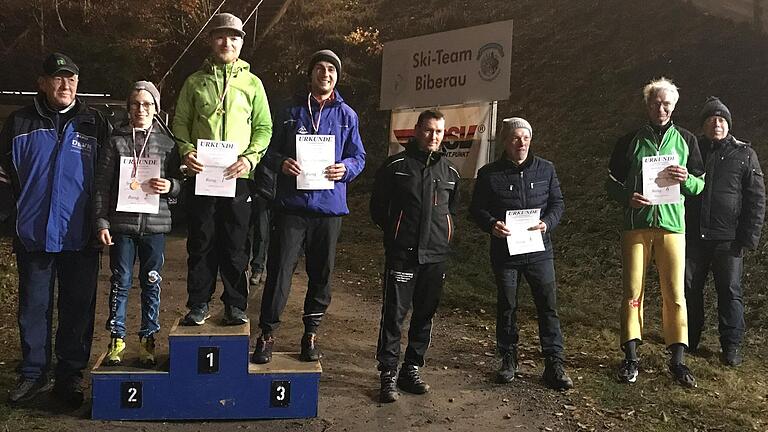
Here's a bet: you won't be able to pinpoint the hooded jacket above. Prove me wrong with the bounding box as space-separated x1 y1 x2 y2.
685 134 765 249
93 121 182 235
263 89 366 216
370 141 460 264
172 58 272 175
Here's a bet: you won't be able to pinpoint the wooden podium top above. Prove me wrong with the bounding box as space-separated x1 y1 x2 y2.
248 352 322 375
168 317 250 337
92 350 170 374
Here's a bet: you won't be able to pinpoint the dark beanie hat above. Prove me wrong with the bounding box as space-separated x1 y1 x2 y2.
307 49 341 77
699 96 732 128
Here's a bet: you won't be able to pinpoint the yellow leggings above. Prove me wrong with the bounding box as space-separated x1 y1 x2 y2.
620 228 688 347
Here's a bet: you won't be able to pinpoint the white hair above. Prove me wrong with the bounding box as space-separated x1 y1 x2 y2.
643 77 679 104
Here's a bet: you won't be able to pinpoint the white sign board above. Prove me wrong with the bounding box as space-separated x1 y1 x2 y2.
389 103 493 178
380 20 513 110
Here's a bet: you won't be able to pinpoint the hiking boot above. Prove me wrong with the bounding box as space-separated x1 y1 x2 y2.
669 362 697 388
52 376 84 409
299 332 323 361
8 376 52 404
224 305 249 325
496 350 518 383
379 370 399 403
543 357 574 390
106 337 126 366
251 334 274 364
617 358 639 383
249 272 263 285
397 365 430 394
138 335 156 367
181 303 210 326
721 346 743 367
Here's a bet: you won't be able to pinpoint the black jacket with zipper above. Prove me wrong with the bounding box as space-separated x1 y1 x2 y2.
370 142 460 264
685 134 765 249
469 153 564 267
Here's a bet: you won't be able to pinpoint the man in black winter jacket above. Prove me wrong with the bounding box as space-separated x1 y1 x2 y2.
684 97 765 366
370 109 459 403
469 117 572 390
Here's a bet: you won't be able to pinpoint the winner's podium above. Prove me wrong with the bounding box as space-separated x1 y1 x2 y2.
91 318 321 420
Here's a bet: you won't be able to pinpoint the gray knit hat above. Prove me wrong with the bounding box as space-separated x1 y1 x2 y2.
699 96 732 128
128 80 161 111
307 49 342 77
208 13 245 37
503 117 532 137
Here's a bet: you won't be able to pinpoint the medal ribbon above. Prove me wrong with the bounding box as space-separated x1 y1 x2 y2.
131 124 154 179
215 62 235 114
307 93 328 134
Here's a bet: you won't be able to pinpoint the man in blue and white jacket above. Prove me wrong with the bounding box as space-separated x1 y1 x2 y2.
0 53 108 407
251 49 365 364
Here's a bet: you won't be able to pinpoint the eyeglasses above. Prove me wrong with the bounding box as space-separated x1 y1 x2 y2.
130 102 154 111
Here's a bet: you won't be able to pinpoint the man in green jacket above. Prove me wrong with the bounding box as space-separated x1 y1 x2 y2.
172 12 272 326
606 77 705 387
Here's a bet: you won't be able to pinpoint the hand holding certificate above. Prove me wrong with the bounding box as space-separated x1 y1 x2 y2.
505 209 545 256
642 154 680 205
116 156 161 214
296 135 335 190
194 139 238 197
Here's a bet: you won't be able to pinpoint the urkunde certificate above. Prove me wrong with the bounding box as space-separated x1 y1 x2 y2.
642 154 680 205
116 156 160 214
296 135 335 190
505 209 545 256
195 139 237 197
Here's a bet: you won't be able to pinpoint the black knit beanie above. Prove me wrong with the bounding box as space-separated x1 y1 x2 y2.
307 49 342 78
699 96 732 128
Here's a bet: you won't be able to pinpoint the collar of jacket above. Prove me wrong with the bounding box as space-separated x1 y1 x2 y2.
405 138 445 166
202 57 249 76
647 120 674 140
498 151 535 170
112 119 159 136
33 92 86 118
293 88 344 108
703 134 751 150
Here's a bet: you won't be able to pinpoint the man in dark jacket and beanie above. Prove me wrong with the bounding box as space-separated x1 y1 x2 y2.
684 96 765 366
469 117 573 390
251 49 366 364
370 109 459 403
0 53 108 407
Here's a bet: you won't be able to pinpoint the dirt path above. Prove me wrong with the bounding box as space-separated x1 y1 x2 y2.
3 235 585 431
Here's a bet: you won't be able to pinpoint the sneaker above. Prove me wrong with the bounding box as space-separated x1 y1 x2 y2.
669 362 697 388
379 370 399 403
299 333 323 361
617 358 639 383
181 303 210 326
8 376 52 404
138 335 156 367
543 357 574 390
249 272 263 285
721 346 743 367
106 337 126 366
224 305 249 325
52 376 84 409
496 349 518 383
397 365 430 394
251 334 274 364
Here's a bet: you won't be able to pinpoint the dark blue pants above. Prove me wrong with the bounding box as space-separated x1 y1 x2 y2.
494 259 564 360
259 212 341 335
107 233 165 339
376 259 446 371
685 239 745 350
15 244 99 381
250 196 271 273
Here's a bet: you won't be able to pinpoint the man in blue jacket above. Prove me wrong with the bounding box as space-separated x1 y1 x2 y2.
0 53 108 407
251 49 366 364
469 117 573 390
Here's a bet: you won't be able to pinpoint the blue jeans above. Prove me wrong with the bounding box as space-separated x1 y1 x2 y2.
107 233 165 339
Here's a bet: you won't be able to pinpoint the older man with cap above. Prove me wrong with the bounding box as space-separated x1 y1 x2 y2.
251 49 366 364
173 12 272 326
684 97 765 367
469 117 573 390
0 52 108 406
607 77 705 387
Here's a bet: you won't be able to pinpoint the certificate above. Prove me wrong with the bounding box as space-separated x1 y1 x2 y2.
296 135 335 190
116 156 161 214
195 139 238 197
642 154 680 205
505 209 545 256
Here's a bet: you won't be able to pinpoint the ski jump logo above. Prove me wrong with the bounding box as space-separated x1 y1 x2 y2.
393 124 482 151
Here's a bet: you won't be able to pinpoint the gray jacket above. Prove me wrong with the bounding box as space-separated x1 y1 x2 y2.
94 121 182 235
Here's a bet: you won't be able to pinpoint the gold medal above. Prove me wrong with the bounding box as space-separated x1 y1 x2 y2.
130 180 140 190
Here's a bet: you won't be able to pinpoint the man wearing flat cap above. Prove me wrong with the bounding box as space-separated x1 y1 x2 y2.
173 12 272 326
469 117 573 391
684 96 765 367
251 49 366 364
0 52 108 406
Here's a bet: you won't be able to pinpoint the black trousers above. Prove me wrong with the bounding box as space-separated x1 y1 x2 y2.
684 239 745 350
493 259 564 360
258 211 342 335
249 196 271 273
376 259 446 371
185 178 252 310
